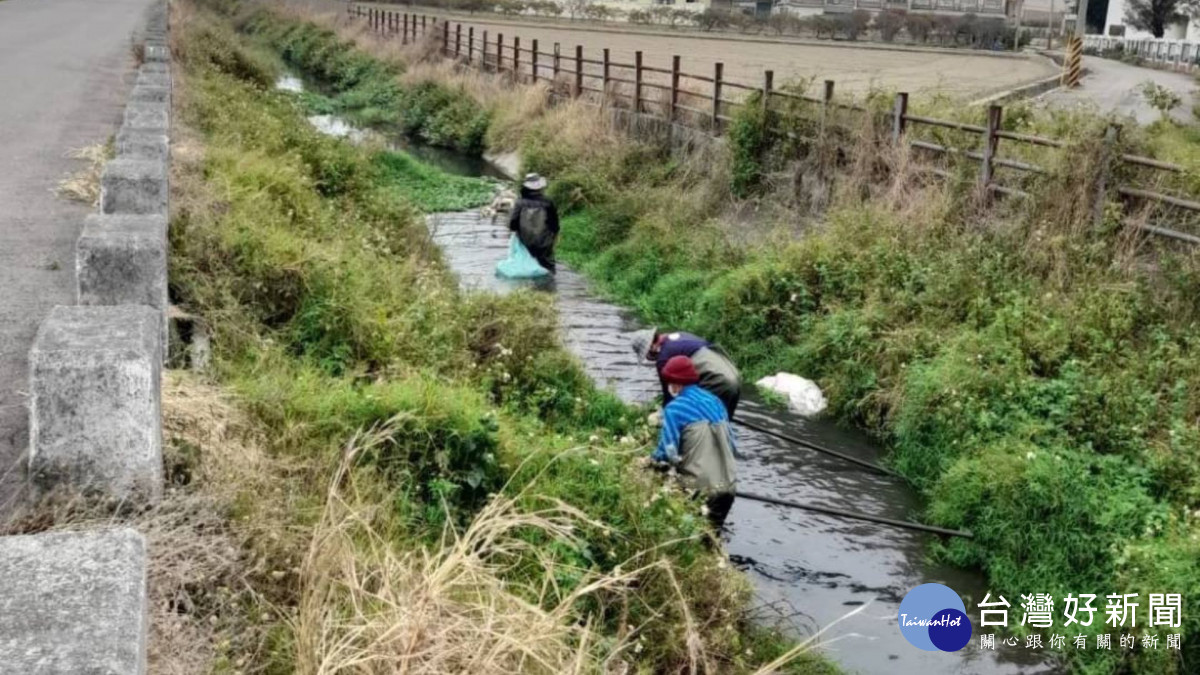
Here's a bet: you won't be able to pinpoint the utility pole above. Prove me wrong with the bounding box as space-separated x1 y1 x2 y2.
1061 0 1088 87
1048 0 1054 49
1012 0 1024 51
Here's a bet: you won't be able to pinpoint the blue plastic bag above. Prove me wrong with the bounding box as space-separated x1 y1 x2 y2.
495 236 549 279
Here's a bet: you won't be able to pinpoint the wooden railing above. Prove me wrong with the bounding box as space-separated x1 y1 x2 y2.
348 5 1200 244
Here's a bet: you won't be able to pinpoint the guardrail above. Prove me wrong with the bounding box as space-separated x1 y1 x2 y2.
350 6 1200 244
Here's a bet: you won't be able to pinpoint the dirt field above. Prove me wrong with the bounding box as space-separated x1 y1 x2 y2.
362 8 1058 99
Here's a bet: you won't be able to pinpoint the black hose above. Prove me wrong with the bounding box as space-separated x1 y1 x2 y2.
733 417 900 478
736 490 974 539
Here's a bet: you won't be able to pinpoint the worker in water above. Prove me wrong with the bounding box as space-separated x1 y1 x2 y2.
651 355 738 530
508 172 560 274
631 328 742 419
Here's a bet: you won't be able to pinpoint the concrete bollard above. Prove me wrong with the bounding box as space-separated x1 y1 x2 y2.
100 159 167 216
123 102 168 133
29 306 163 502
115 128 169 162
136 71 170 88
76 214 168 349
129 84 170 105
144 44 169 63
0 528 148 674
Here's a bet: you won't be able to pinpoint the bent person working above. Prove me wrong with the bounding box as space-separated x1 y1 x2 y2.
651 356 738 530
631 328 742 418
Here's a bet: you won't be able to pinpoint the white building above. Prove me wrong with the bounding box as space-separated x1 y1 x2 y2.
1103 0 1200 40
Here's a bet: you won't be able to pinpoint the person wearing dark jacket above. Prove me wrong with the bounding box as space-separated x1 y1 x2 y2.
630 328 742 419
508 173 560 274
651 355 738 530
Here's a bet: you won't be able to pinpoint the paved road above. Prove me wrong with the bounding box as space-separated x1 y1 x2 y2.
1038 55 1197 124
0 0 157 511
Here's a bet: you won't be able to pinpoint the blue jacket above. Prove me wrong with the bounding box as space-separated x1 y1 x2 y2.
654 385 734 463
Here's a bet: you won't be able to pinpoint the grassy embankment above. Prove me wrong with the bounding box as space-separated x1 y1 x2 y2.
88 2 838 672
233 5 1200 673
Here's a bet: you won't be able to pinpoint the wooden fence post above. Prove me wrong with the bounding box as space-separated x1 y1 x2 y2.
455 23 462 57
553 43 561 79
602 48 610 100
574 45 583 97
468 27 475 65
762 69 773 115
711 62 724 131
1094 123 1121 226
820 79 835 133
634 51 643 114
670 55 680 124
482 30 488 70
892 92 909 144
514 36 521 82
442 20 450 53
980 104 1002 195
422 15 428 35
402 14 408 44
497 33 504 73
531 39 539 82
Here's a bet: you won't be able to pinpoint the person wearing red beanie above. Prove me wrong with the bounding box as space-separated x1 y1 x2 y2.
652 356 738 530
660 355 701 386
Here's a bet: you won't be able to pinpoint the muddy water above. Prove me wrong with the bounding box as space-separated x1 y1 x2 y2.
279 74 1059 675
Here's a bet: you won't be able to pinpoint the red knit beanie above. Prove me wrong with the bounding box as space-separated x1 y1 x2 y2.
661 356 700 385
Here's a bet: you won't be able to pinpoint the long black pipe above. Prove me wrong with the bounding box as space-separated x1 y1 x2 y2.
736 490 974 539
733 417 900 478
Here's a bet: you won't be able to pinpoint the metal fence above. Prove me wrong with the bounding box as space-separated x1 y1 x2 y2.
1082 35 1200 73
350 5 1200 244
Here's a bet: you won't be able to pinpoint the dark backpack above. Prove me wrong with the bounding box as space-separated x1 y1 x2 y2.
518 203 555 251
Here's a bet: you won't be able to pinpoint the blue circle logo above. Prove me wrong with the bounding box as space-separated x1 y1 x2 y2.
898 583 971 652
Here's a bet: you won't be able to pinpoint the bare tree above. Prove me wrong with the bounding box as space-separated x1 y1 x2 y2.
564 0 592 20
1124 0 1199 37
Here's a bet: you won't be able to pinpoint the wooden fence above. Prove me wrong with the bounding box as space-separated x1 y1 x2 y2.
349 5 1200 244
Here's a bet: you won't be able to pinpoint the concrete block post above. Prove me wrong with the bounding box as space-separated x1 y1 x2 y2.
0 529 148 674
136 71 170 89
115 129 169 163
100 159 167 216
129 84 170 105
29 306 163 502
76 214 169 348
144 44 169 63
123 102 169 133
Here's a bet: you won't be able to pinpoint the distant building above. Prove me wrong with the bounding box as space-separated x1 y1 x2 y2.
596 0 713 10
1102 0 1200 39
775 0 1007 17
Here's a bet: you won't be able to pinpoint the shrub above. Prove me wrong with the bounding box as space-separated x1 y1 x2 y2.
904 12 933 42
875 9 907 42
831 10 871 40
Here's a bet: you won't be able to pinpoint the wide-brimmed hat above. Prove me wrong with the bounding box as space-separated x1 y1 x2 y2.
522 173 547 191
661 356 700 385
629 328 658 362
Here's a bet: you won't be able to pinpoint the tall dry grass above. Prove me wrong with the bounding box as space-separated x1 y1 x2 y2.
296 425 667 675
1 372 289 675
56 142 113 206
